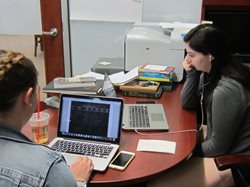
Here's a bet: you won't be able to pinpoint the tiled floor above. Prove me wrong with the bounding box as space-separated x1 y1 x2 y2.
0 34 47 100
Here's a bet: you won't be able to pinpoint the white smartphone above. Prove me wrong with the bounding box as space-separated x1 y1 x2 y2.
109 151 135 171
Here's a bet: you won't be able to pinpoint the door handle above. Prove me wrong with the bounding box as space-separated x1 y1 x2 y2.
43 28 58 37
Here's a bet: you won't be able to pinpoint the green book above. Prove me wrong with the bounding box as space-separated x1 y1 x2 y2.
137 76 171 82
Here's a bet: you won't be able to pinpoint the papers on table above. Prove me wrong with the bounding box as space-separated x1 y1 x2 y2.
110 66 138 85
137 139 176 154
76 66 139 85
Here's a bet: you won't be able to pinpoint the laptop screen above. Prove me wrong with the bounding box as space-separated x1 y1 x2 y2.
58 94 124 144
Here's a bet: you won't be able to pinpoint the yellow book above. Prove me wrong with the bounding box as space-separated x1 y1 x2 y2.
137 76 171 82
119 80 160 93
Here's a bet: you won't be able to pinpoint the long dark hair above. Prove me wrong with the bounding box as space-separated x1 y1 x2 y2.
184 24 250 104
0 50 38 113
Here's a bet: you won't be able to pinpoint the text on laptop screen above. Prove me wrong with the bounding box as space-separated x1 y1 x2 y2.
58 96 122 143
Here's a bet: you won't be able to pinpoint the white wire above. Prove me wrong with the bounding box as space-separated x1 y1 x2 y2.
134 129 198 136
133 79 208 137
199 92 204 131
199 80 209 131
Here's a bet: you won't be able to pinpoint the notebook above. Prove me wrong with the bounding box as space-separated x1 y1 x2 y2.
43 79 104 95
122 104 169 131
48 94 124 172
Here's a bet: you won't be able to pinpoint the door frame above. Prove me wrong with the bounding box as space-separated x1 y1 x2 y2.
40 0 65 84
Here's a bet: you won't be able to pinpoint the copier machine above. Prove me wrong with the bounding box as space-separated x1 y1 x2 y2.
124 22 197 82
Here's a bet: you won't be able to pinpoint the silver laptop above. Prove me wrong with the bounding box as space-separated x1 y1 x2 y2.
48 94 124 172
122 104 169 131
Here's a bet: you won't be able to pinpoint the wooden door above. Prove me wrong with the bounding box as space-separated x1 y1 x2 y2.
40 0 64 84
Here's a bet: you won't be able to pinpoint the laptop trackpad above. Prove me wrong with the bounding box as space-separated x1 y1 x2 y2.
62 153 109 172
151 113 164 121
63 153 77 165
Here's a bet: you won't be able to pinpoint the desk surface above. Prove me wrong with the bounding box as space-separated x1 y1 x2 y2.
22 84 196 187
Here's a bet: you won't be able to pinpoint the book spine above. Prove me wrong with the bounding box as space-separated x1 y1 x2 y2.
54 76 96 88
120 88 156 93
53 81 96 88
139 70 175 78
119 80 160 92
139 71 168 78
138 76 171 82
122 87 162 99
119 83 159 93
139 66 175 74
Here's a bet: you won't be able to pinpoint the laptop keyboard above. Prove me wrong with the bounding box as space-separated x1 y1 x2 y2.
129 105 150 128
51 140 114 158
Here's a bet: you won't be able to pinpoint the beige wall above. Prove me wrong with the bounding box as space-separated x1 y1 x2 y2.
0 34 47 100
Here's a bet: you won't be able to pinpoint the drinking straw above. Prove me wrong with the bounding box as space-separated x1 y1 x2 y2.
37 85 40 143
37 85 40 119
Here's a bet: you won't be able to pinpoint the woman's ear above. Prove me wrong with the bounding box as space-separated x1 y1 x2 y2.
209 55 214 62
23 87 34 107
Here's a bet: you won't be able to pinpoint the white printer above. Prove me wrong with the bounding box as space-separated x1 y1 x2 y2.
125 22 197 82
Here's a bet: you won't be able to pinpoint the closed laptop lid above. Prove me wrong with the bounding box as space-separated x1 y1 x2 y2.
57 94 124 144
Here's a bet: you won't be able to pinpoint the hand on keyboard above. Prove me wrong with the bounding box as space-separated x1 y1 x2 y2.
70 156 94 182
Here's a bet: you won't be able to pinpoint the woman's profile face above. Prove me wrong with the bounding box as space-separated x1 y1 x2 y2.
185 43 212 73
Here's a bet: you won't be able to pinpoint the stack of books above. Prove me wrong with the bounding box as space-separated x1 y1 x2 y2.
138 64 175 91
119 80 163 99
43 77 103 95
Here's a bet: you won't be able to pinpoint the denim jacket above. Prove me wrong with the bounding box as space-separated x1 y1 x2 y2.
0 124 77 187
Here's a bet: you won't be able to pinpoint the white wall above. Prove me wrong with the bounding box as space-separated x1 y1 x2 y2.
70 0 142 22
0 0 46 100
0 0 42 34
143 0 202 22
63 0 202 77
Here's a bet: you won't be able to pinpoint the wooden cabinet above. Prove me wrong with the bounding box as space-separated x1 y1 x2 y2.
202 0 250 19
201 0 250 63
203 0 250 6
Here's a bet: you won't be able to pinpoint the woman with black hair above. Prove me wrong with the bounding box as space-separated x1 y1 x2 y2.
181 24 250 157
148 24 250 187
